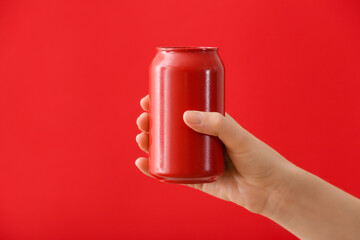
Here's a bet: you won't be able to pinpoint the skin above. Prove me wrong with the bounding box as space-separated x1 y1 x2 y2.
136 94 360 240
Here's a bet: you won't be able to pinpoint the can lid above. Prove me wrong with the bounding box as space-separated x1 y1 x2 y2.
156 46 218 52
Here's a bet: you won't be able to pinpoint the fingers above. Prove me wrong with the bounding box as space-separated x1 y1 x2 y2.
137 95 150 151
136 132 149 153
135 157 153 178
136 95 151 177
140 94 149 111
183 111 254 154
136 112 149 132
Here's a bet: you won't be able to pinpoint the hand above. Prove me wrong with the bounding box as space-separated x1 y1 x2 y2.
136 94 360 239
135 94 294 215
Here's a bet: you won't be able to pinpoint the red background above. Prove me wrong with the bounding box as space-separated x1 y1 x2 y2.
1 0 359 239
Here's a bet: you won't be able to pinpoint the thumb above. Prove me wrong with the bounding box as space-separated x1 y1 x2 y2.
183 111 254 154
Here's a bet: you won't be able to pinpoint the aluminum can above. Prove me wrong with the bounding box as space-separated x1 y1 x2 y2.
149 46 225 183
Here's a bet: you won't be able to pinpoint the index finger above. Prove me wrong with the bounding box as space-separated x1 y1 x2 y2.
140 94 149 111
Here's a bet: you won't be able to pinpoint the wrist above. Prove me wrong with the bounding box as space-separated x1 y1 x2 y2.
259 160 360 240
260 162 304 220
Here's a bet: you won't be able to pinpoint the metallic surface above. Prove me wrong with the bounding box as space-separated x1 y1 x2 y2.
149 47 225 183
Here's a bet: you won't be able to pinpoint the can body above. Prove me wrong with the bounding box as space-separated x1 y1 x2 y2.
149 47 225 183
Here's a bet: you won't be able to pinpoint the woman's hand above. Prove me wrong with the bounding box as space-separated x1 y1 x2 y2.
135 94 294 215
135 94 360 239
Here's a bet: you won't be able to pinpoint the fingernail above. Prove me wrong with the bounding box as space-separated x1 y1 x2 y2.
185 111 203 124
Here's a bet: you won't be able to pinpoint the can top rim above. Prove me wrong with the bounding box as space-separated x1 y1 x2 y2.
156 46 218 52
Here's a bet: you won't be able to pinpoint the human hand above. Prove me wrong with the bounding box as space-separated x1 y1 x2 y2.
135 94 295 215
136 94 360 239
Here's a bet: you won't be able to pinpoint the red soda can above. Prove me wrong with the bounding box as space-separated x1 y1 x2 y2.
149 46 225 183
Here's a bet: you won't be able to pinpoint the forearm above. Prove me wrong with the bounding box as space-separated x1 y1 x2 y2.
263 164 360 240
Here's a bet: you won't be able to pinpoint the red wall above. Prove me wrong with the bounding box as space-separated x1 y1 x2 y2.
0 0 359 239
